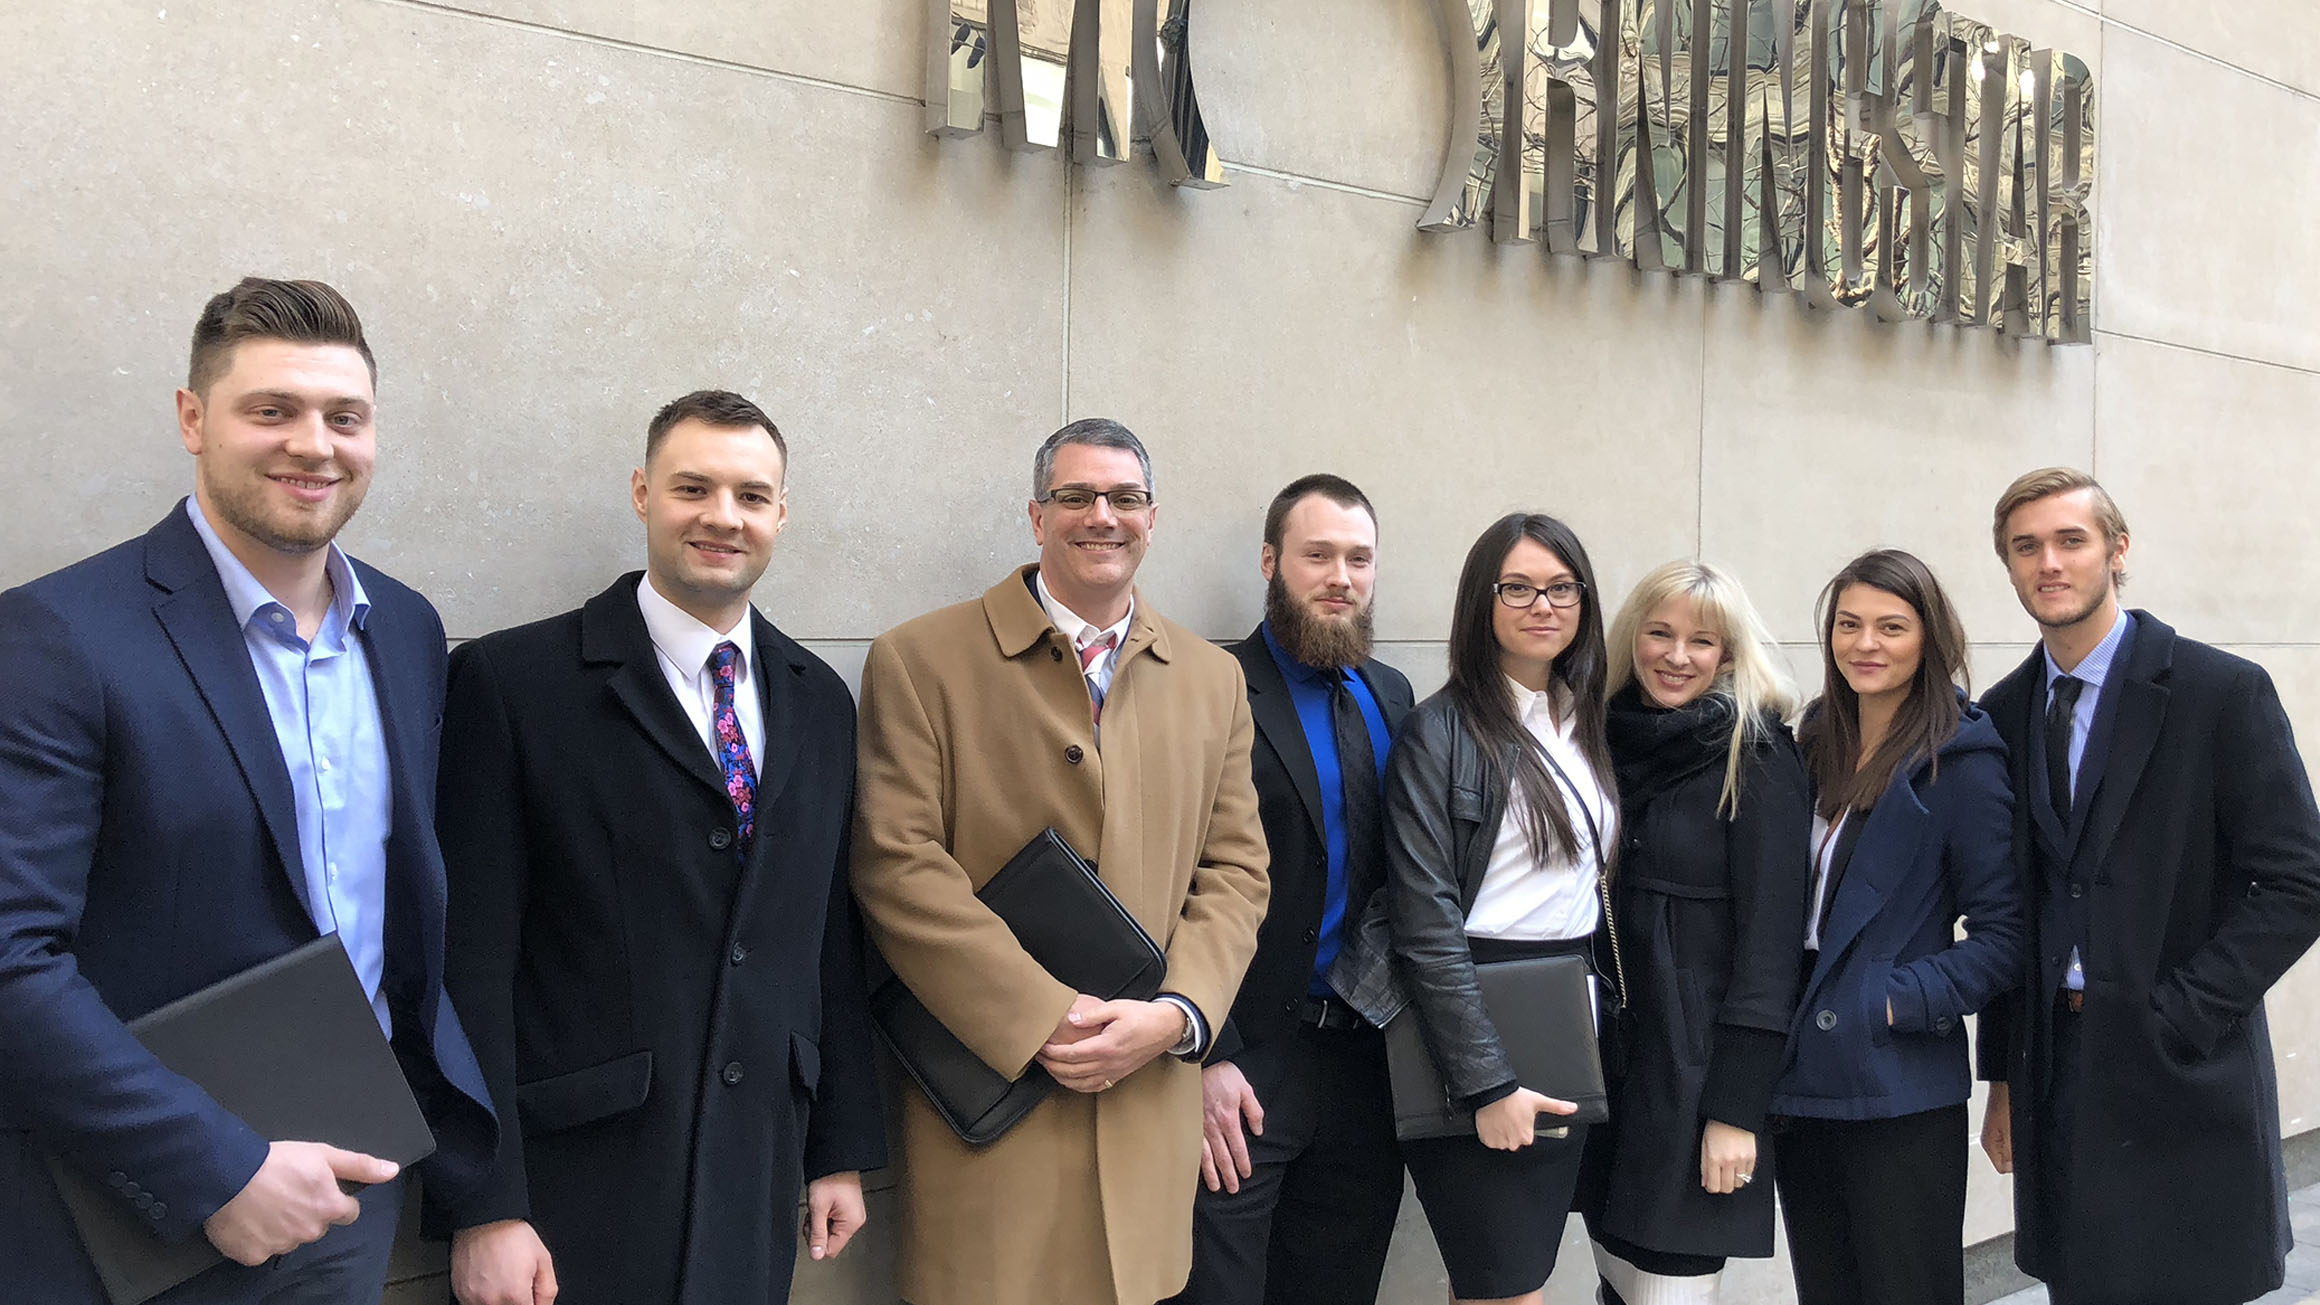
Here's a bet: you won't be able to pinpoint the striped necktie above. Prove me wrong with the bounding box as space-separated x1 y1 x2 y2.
1078 629 1118 722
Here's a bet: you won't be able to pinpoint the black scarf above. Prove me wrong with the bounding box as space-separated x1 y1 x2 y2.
1605 681 1736 817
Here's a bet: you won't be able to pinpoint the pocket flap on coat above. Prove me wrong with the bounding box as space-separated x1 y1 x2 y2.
790 1031 821 1096
516 1049 654 1135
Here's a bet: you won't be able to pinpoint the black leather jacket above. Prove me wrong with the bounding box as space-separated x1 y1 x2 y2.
1334 690 1592 1102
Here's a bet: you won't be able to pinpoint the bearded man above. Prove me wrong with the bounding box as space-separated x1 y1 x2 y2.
1165 474 1416 1305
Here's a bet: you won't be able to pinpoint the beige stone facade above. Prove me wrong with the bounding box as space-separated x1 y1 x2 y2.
7 1 2320 1302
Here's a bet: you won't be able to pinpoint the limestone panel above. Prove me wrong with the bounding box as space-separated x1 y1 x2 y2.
1062 164 1707 647
1195 0 1450 200
439 0 922 99
2105 0 2320 99
2097 27 2320 371
1696 284 2096 647
2091 334 2320 646
0 0 1067 637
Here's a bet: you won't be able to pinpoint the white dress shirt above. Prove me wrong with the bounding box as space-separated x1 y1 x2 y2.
636 575 765 776
1466 679 1617 941
1034 569 1133 701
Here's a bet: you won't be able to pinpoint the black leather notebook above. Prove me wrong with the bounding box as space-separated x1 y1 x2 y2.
47 936 436 1305
870 828 1167 1145
1383 952 1609 1141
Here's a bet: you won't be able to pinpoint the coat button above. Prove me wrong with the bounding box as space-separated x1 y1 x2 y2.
1937 1016 1954 1033
730 943 749 966
1065 745 1085 765
133 1193 153 1211
1281 999 1298 1015
1815 1009 1837 1031
107 1172 126 1189
1301 928 1318 944
122 1181 141 1197
2068 883 2084 899
1051 646 1065 661
722 1062 744 1086
149 1203 167 1221
709 827 733 851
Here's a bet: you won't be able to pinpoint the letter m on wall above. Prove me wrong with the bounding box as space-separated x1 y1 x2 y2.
925 0 1228 187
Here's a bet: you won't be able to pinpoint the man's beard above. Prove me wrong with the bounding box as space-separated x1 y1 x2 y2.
1266 571 1375 669
2032 574 2113 630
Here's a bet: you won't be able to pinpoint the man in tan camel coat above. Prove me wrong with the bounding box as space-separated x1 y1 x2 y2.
852 417 1269 1305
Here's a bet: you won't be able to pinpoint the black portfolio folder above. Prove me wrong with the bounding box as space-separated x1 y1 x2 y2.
47 936 437 1305
870 828 1167 1145
1383 952 1609 1141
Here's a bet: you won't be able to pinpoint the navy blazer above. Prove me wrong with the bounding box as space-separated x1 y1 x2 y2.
0 505 495 1289
1771 701 2024 1120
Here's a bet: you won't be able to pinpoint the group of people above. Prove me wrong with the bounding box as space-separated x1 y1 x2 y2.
4 274 2318 1305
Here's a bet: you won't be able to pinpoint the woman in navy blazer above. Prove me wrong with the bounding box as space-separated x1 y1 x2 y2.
1770 549 2024 1305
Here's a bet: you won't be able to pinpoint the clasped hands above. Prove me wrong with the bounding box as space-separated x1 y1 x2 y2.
1037 993 1186 1093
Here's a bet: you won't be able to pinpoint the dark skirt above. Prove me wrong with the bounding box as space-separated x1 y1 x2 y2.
1403 935 1595 1300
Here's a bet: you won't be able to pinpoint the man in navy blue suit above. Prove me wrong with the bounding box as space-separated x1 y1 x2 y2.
0 277 495 1302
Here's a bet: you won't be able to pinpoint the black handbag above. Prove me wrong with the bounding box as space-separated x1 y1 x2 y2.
869 828 1166 1145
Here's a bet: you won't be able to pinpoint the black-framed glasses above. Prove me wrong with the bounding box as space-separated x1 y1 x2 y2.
1494 579 1586 609
1039 486 1156 513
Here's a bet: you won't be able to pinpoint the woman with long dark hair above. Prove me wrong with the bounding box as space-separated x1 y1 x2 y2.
1380 513 1620 1305
1769 549 2024 1305
1579 560 1813 1305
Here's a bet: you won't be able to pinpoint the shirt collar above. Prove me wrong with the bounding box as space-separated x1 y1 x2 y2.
184 496 369 638
2043 607 2133 693
1504 674 1570 729
1034 569 1133 652
1260 620 1338 686
636 573 756 680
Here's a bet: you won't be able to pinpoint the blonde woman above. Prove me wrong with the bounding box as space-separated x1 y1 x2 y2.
1575 561 1812 1305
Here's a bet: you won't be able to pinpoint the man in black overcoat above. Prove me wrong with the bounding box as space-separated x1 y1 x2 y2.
435 391 885 1305
1166 476 1415 1305
1976 467 2320 1305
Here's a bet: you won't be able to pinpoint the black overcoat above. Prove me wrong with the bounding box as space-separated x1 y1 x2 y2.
1977 612 2320 1305
1580 691 1810 1259
434 575 886 1305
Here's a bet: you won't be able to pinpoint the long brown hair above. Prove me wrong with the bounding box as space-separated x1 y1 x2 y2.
1445 513 1615 863
1799 549 1970 818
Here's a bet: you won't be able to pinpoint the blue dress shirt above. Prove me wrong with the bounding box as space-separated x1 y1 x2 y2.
186 499 393 1035
2045 607 2134 993
1260 622 1392 995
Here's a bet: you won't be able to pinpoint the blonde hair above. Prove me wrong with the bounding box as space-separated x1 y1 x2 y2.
1607 560 1798 819
1991 467 2131 585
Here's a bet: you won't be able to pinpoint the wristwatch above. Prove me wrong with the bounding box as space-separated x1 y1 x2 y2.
1157 994 1201 1058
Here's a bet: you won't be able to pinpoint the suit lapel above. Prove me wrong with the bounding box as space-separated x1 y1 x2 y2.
2073 616 2172 877
352 585 446 1003
1235 630 1325 845
146 510 313 915
746 611 809 820
583 579 727 799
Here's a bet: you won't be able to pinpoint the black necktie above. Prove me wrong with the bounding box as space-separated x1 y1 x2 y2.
1332 674 1383 888
2047 674 2085 822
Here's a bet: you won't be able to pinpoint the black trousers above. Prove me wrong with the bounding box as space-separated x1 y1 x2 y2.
1776 1104 1968 1305
1165 1020 1405 1305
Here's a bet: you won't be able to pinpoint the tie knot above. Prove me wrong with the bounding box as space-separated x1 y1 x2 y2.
2053 673 2084 710
1077 630 1117 672
710 641 742 681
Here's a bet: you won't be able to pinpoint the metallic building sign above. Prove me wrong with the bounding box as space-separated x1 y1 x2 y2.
924 0 2092 343
926 0 1226 187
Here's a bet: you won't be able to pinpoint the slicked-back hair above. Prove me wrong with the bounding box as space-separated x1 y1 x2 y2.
1799 549 1971 818
645 390 787 472
1263 474 1377 553
1032 417 1153 499
187 277 375 396
1991 465 2131 587
1445 512 1617 867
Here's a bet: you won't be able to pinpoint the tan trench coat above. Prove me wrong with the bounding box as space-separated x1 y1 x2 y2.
851 566 1270 1305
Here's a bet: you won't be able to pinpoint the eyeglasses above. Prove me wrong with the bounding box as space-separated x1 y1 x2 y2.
1494 580 1586 609
1039 486 1156 513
